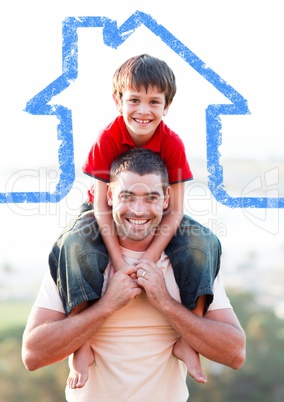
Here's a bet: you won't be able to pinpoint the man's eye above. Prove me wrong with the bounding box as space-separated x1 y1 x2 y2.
120 194 132 201
147 196 159 202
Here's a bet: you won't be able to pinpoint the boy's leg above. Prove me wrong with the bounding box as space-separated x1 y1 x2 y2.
166 216 220 382
67 302 95 389
49 204 109 315
68 339 95 389
49 202 107 387
172 295 207 383
165 215 221 312
173 336 207 384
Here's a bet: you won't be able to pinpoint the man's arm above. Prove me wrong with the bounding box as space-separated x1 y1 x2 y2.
22 267 141 371
136 260 246 369
163 302 245 369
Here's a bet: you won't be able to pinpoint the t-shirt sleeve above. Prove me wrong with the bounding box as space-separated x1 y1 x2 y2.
208 273 232 311
33 270 65 313
82 131 119 182
161 130 193 184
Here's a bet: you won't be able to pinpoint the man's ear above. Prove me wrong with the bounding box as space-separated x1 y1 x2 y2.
163 186 171 209
112 94 122 114
106 183 113 206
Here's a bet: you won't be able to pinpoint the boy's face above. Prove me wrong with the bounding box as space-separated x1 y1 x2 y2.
113 86 171 146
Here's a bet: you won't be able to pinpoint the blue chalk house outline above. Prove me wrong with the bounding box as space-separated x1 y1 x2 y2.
1 10 282 207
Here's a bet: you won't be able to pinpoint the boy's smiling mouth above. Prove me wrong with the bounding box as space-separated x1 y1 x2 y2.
134 119 151 124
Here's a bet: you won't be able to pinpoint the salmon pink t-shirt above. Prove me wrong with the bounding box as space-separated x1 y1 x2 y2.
35 249 231 402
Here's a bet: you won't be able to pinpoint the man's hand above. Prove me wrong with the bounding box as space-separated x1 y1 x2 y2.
136 260 171 310
104 266 142 311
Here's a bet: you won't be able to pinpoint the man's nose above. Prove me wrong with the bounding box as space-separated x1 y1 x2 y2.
130 198 147 215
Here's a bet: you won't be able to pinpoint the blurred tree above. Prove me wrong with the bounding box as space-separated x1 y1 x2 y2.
188 291 284 402
0 327 68 402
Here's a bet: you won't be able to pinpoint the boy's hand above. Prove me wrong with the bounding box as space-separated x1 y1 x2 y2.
137 250 158 264
112 258 137 280
112 257 132 271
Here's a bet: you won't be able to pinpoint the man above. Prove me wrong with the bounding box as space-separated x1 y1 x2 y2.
22 148 246 402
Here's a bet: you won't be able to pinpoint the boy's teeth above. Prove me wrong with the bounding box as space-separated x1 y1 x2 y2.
136 119 150 124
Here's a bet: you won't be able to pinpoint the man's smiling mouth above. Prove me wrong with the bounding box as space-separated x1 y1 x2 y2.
127 219 149 226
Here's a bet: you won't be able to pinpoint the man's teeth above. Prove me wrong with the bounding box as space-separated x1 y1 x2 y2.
129 219 147 225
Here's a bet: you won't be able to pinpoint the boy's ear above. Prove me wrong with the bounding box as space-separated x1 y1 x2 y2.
112 94 122 114
163 102 172 117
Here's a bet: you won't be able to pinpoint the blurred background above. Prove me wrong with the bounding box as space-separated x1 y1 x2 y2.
1 1 283 401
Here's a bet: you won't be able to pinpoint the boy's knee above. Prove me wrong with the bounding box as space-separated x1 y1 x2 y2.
180 215 220 251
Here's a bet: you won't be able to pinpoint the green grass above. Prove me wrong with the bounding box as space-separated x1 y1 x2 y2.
0 299 33 331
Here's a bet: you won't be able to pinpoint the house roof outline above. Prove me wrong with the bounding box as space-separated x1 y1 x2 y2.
1 10 282 207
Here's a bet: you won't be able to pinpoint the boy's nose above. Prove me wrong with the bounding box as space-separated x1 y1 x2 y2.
138 104 150 114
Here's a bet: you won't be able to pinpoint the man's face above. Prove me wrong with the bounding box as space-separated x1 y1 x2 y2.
107 171 170 251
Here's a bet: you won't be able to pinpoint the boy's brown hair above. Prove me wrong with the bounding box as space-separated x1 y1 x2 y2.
112 54 176 108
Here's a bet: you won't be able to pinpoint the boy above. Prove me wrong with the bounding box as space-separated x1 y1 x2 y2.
49 54 220 389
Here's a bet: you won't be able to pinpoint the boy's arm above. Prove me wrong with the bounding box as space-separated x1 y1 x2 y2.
142 182 184 263
94 179 129 271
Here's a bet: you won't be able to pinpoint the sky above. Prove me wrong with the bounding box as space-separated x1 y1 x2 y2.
0 1 283 314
